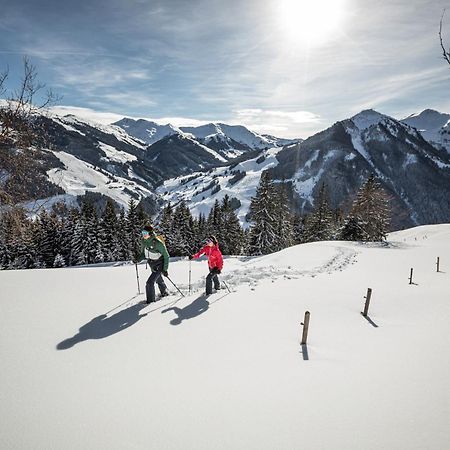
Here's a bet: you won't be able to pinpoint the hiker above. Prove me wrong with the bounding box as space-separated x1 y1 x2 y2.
189 235 223 295
134 224 170 303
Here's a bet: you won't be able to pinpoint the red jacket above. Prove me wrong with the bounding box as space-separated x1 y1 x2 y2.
192 244 223 271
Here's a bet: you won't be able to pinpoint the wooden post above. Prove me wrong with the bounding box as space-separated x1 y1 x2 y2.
301 311 310 345
362 288 372 317
436 257 440 273
409 268 414 285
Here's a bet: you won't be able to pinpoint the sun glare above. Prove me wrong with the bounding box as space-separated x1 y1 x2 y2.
276 0 347 46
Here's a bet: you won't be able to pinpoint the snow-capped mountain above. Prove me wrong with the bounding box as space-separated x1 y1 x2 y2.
180 123 299 154
113 117 180 145
270 109 450 228
5 108 450 230
160 109 450 229
401 109 450 153
114 118 301 160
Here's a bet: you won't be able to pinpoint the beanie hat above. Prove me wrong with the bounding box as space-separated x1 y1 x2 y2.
143 224 154 232
208 235 218 245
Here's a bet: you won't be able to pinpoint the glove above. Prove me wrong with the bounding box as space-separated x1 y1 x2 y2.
189 255 193 260
211 267 221 275
162 270 168 277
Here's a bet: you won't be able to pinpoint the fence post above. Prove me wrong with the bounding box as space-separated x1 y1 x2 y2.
301 311 310 345
362 288 372 317
409 268 414 285
436 257 440 273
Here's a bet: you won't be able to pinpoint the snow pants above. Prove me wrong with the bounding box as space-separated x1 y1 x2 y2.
146 258 168 303
206 270 220 295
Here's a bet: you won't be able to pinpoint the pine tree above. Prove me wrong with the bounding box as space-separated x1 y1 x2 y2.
100 199 119 262
346 175 390 241
220 194 244 255
273 183 294 251
302 183 333 243
170 201 195 256
247 172 279 255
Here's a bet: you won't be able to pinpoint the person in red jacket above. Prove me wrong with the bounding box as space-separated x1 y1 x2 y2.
189 235 224 295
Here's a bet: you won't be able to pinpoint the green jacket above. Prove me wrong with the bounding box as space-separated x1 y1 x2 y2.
137 233 169 271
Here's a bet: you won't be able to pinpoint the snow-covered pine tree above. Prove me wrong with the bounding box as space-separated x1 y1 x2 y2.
302 183 334 243
117 209 130 261
53 253 66 268
34 209 59 268
126 198 141 261
220 194 244 255
273 182 294 251
207 199 223 241
158 202 175 254
349 175 390 241
170 201 195 256
247 171 279 255
99 199 119 262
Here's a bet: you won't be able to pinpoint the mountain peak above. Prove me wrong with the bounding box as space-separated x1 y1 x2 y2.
350 109 387 131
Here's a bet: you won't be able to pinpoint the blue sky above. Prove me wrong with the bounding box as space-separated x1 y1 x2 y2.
1 0 449 137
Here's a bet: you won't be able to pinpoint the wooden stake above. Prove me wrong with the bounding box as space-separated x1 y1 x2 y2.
301 311 310 345
436 257 440 273
362 288 372 317
409 268 414 285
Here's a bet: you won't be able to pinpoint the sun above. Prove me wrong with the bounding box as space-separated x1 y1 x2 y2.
276 0 347 46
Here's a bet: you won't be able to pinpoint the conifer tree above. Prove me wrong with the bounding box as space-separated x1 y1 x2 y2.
302 183 333 242
247 171 279 255
220 194 244 255
170 201 195 256
273 183 294 251
346 175 390 241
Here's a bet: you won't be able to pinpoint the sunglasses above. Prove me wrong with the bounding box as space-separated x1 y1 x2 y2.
141 230 150 237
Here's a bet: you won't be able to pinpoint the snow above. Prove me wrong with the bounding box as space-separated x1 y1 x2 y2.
1 224 449 449
351 109 386 132
157 147 283 225
403 153 418 168
47 151 152 208
98 142 137 164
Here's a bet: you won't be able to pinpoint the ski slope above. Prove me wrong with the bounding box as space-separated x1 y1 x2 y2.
1 225 449 450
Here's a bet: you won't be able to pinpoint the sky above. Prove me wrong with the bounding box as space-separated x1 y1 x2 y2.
0 0 449 138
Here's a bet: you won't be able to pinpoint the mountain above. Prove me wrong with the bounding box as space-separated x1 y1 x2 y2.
157 146 284 225
3 108 450 230
180 123 299 156
269 109 450 229
114 118 301 160
113 117 180 145
401 109 450 153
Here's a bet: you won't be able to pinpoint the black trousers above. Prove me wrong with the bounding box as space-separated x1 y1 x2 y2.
206 270 220 294
146 259 167 302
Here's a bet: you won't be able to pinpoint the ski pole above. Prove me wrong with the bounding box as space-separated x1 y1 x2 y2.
166 275 185 297
222 280 232 294
135 263 141 294
188 259 192 295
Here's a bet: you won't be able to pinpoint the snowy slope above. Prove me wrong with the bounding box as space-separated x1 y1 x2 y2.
402 109 450 153
157 146 283 225
113 117 181 145
1 224 449 449
47 151 153 208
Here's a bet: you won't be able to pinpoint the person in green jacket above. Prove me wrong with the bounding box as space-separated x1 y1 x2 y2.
135 224 170 303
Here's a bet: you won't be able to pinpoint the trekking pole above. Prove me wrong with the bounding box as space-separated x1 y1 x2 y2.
135 263 141 294
189 259 192 295
166 275 185 297
222 280 232 294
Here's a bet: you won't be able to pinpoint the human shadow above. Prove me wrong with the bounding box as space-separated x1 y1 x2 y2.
57 302 147 350
161 295 210 325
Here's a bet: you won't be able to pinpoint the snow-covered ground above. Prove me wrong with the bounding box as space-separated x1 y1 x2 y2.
1 224 449 450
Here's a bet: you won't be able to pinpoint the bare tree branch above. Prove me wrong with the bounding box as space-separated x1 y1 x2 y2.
439 9 450 66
